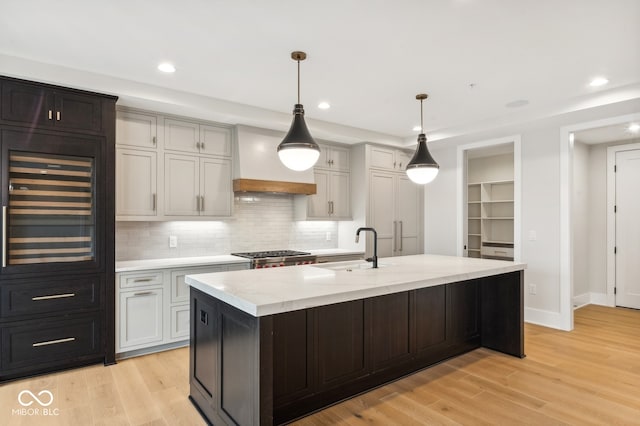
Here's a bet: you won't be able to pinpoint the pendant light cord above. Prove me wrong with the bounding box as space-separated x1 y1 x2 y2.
297 59 301 104
420 98 424 133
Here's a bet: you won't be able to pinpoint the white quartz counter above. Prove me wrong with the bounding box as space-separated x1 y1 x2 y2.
115 255 250 272
186 254 526 317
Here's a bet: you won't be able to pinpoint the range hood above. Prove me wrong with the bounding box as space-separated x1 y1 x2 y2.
233 125 316 195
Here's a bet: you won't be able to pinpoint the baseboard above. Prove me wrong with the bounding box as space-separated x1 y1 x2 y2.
573 293 590 308
524 307 565 330
116 340 188 360
588 292 611 306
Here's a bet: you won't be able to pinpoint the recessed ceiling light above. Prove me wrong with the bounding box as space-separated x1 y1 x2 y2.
412 126 422 132
318 102 330 110
589 77 608 87
628 123 640 133
158 62 176 73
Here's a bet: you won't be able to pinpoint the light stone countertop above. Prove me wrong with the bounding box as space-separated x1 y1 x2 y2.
186 254 527 317
115 249 364 273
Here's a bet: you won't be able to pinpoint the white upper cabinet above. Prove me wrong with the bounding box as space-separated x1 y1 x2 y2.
165 118 232 157
370 146 414 172
318 144 350 171
116 111 157 149
200 157 232 217
116 149 157 217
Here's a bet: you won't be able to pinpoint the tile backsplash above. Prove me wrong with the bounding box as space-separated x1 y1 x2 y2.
116 193 339 260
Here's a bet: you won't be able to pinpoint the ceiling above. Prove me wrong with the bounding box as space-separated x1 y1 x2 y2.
1 0 639 144
574 123 640 145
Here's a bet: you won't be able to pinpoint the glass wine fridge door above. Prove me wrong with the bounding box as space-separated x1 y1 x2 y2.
3 149 98 272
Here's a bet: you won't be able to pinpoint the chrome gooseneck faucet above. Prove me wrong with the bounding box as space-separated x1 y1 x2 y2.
355 227 378 268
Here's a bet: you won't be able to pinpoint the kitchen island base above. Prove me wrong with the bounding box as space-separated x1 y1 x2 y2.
189 270 523 425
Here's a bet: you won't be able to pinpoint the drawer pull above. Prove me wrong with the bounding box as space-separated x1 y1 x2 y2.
494 250 507 255
32 337 75 347
32 293 76 301
134 291 154 296
133 278 153 283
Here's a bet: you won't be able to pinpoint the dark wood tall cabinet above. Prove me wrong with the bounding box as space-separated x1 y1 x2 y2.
0 76 117 381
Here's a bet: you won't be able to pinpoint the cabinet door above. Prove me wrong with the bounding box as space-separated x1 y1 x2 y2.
395 150 413 171
170 266 224 304
316 145 330 168
200 157 232 217
308 170 330 217
370 146 395 170
170 304 190 340
315 300 367 390
116 111 157 149
330 171 350 218
369 171 395 257
368 292 411 371
164 118 199 153
118 289 163 349
164 154 199 216
200 125 231 157
1 80 51 127
330 146 350 171
448 280 480 342
414 286 446 356
116 149 157 216
396 175 422 255
54 91 102 132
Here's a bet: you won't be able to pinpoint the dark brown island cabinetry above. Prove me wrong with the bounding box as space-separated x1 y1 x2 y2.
0 76 117 382
190 270 524 425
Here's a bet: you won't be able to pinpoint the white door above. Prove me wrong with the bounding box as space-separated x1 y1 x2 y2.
615 149 640 309
119 289 163 349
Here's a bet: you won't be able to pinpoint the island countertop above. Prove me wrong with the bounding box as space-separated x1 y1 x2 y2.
185 254 526 317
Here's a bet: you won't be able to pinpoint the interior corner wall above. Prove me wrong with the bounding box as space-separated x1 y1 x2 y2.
424 97 640 329
572 142 590 302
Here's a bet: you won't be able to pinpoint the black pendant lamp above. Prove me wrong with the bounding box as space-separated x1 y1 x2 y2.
277 51 321 171
406 94 439 184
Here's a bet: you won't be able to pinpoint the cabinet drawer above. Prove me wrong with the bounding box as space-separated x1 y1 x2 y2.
1 276 102 319
1 314 101 370
481 245 514 258
119 271 164 289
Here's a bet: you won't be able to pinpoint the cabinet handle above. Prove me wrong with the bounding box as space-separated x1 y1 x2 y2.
399 162 403 168
32 293 75 301
200 142 205 151
393 221 397 252
48 110 53 120
2 206 6 268
196 142 201 150
152 136 157 145
56 111 61 121
33 337 75 347
394 161 397 168
196 196 201 212
200 196 205 212
133 278 153 283
495 250 507 255
152 193 157 211
399 220 403 252
331 201 334 214
133 291 154 296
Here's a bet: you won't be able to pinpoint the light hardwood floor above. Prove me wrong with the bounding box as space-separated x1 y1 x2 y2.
1 305 638 425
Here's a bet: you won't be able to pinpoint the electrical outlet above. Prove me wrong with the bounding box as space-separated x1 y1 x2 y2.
528 284 537 295
169 235 178 248
325 232 331 241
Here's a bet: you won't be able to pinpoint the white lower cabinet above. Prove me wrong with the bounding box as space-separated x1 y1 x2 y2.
116 262 249 356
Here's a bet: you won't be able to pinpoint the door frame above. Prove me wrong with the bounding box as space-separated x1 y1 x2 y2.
559 112 640 330
456 135 522 261
607 142 640 307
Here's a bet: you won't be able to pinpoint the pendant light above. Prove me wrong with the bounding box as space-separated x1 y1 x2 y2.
277 51 321 171
406 94 439 184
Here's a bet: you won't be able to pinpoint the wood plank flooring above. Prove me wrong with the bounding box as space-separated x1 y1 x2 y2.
1 305 638 425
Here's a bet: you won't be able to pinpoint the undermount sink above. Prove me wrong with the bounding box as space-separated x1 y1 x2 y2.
315 261 391 271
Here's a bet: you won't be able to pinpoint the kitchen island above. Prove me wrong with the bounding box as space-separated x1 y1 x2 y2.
186 254 526 425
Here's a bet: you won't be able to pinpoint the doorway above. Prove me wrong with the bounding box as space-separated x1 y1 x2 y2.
566 116 640 321
456 135 521 262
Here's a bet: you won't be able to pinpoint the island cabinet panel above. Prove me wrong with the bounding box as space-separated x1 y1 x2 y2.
273 310 313 405
481 270 524 357
414 285 447 356
448 279 480 342
368 292 412 371
315 299 368 389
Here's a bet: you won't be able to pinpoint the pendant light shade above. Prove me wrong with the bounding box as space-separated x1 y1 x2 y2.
406 94 439 184
277 51 320 171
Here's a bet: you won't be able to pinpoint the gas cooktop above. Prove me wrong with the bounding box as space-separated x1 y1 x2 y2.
231 250 311 259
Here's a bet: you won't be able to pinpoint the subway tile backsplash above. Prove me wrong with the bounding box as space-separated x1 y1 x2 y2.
116 193 339 260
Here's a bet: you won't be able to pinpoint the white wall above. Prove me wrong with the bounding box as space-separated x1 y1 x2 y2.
468 153 514 183
424 98 640 329
572 142 590 303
